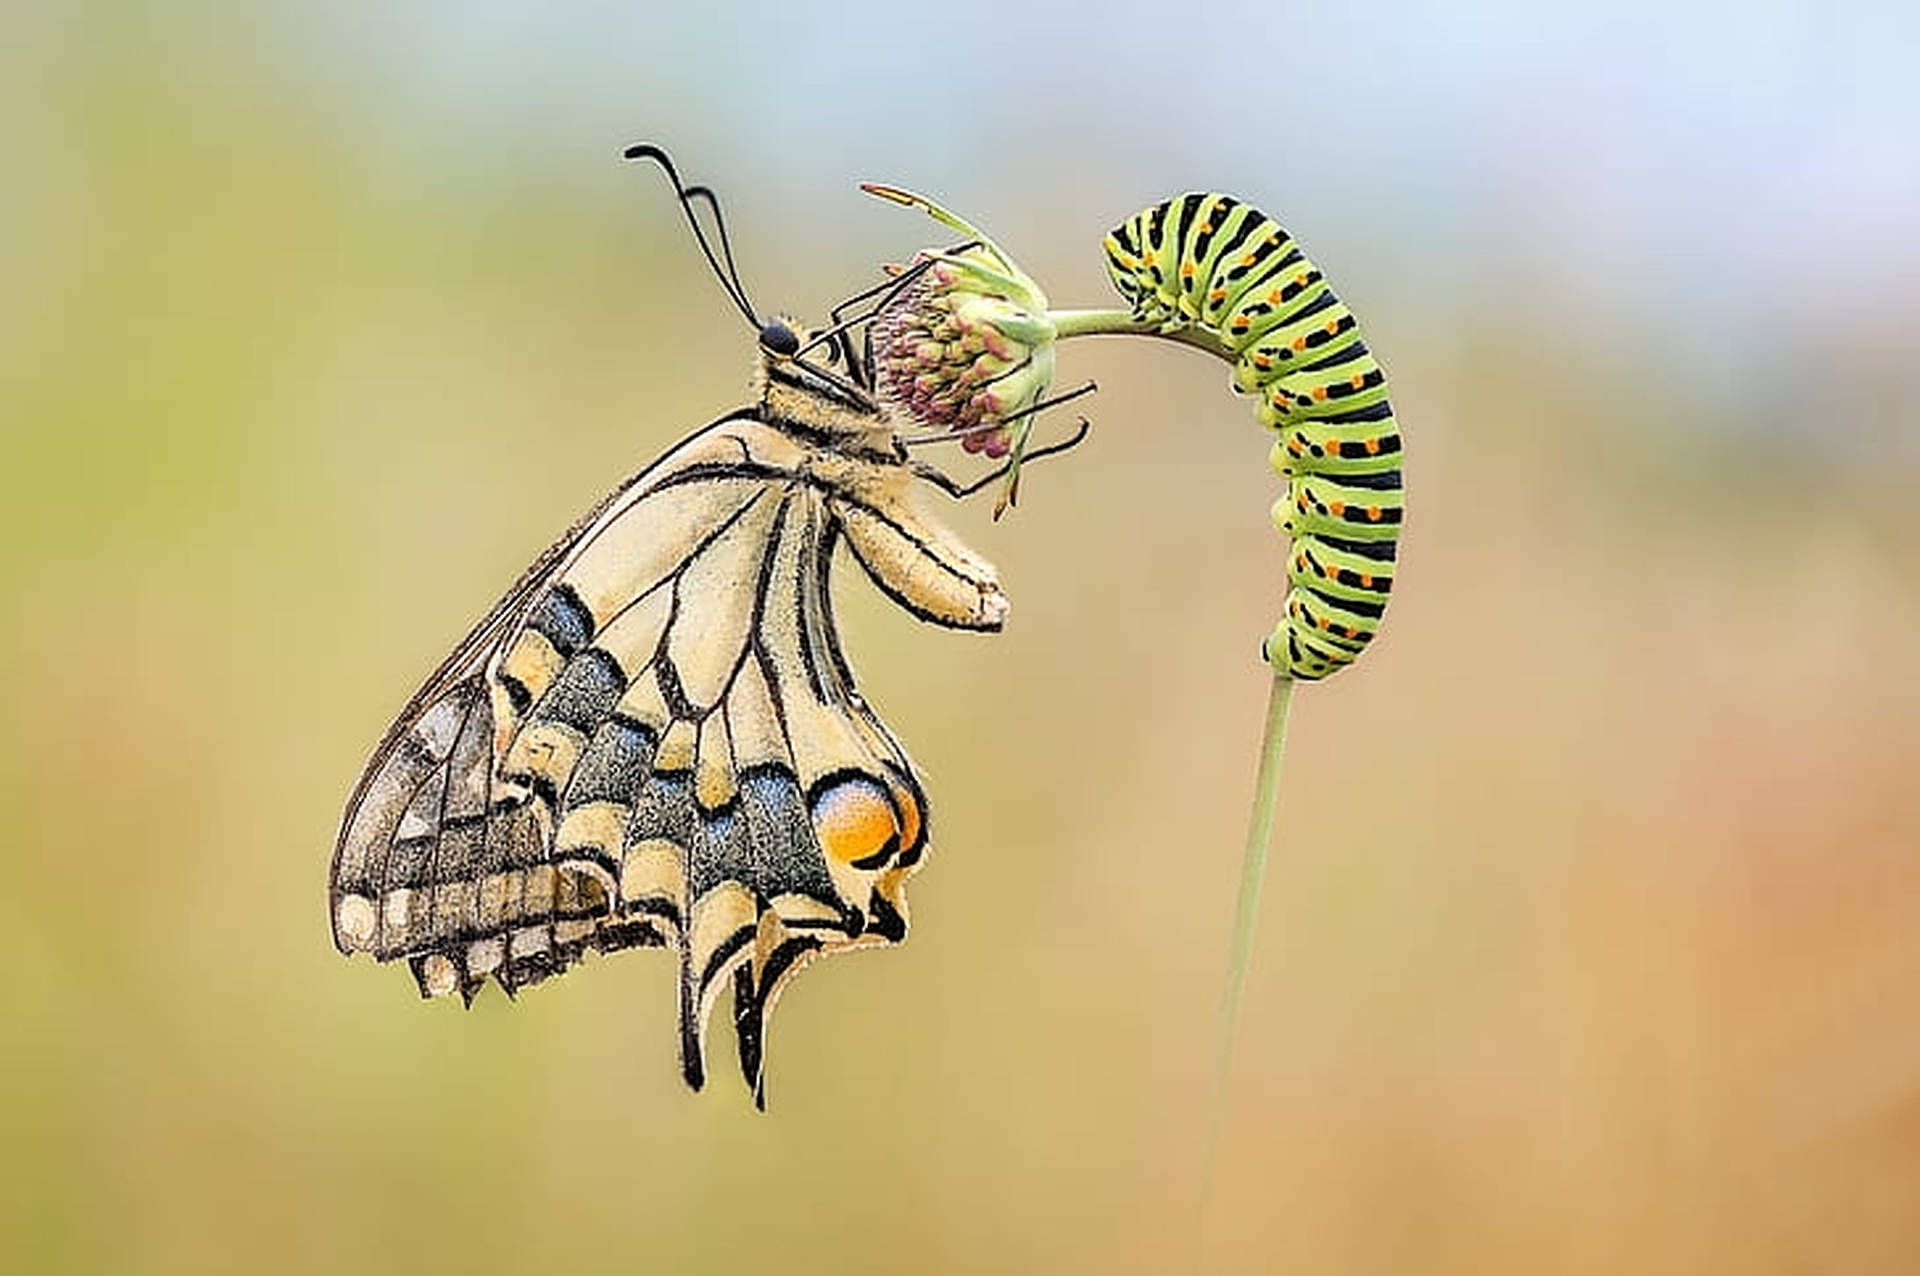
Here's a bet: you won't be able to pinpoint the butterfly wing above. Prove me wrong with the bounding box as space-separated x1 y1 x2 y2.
331 412 1003 1104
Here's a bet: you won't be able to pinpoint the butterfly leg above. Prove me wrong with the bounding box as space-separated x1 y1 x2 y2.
913 415 1093 500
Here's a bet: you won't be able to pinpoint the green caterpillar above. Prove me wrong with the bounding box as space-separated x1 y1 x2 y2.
1102 194 1402 680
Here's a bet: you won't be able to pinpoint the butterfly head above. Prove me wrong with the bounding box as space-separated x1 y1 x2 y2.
755 313 888 439
757 317 802 357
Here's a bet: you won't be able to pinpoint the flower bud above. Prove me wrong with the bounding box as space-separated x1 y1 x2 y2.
862 185 1058 467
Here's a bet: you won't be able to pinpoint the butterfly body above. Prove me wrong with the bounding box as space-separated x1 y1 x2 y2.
331 333 1003 1104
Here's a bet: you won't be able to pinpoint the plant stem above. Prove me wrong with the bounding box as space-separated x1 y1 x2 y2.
1048 308 1239 362
1217 671 1293 1078
1192 671 1295 1269
1047 301 1302 1268
1046 307 1152 338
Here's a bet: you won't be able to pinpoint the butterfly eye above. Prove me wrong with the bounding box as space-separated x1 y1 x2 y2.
758 319 799 356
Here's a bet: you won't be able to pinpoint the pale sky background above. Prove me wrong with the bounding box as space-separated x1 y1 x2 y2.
17 1 1910 458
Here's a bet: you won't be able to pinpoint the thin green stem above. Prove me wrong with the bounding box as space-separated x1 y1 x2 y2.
1192 671 1295 1271
1047 308 1240 362
1046 307 1153 338
1047 300 1300 1268
1218 672 1295 1079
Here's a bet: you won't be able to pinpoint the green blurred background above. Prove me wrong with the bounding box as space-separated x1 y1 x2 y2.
5 3 1919 1272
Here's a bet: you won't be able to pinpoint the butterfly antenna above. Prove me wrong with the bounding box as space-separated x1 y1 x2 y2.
623 143 759 328
681 185 760 324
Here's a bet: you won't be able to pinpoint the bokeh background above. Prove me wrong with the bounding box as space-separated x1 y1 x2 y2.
5 3 1919 1272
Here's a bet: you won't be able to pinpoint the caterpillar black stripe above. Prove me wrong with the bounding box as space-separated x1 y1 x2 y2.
1103 193 1402 680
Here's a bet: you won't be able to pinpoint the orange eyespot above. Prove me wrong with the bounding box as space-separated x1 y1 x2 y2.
1313 386 1328 400
1360 573 1374 587
1350 373 1366 389
812 776 900 868
1365 438 1381 454
1367 506 1382 521
1328 499 1346 516
1292 337 1307 351
1326 320 1341 334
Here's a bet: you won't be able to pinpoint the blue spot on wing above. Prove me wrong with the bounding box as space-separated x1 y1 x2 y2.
528 584 595 657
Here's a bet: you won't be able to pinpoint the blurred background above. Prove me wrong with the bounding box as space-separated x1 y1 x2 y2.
4 2 1919 1272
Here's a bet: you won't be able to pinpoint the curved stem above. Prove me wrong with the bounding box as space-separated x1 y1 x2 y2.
1192 672 1295 1269
1047 308 1240 363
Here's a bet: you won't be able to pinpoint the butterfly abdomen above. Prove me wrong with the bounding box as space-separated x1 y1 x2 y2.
1103 193 1402 680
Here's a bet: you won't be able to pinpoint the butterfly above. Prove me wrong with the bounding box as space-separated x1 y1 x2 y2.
329 146 1086 1106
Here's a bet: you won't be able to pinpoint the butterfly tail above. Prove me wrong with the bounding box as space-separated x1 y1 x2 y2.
732 919 828 1110
677 935 707 1091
